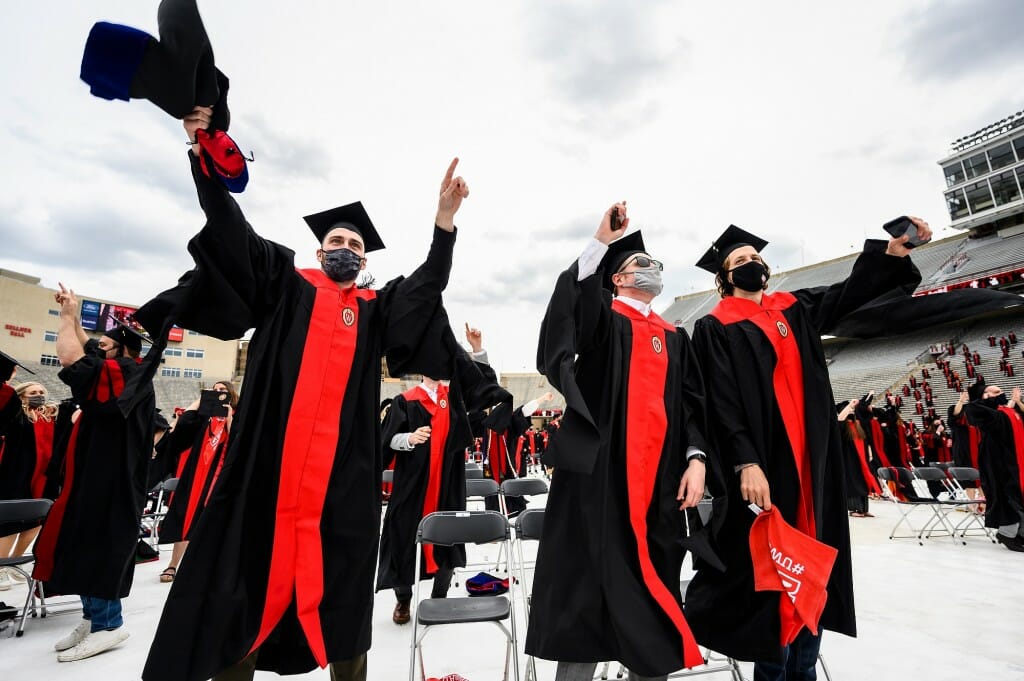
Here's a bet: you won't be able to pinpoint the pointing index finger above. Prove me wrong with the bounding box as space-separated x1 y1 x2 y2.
443 157 459 186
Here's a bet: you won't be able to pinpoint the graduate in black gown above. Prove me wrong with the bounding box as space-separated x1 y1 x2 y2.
157 381 238 583
963 383 1024 552
377 351 511 624
33 287 157 663
527 204 713 681
0 355 61 591
139 106 470 681
686 220 929 679
836 400 876 518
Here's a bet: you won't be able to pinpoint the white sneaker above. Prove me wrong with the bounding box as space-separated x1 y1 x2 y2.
0 568 12 591
57 628 130 662
54 620 92 652
8 567 27 583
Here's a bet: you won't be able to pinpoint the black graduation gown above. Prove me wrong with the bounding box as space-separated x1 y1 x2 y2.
963 400 1024 529
0 397 54 501
947 405 978 469
31 356 155 599
839 421 868 511
141 156 459 680
377 354 511 590
158 410 230 543
526 262 712 676
42 399 77 500
686 240 919 662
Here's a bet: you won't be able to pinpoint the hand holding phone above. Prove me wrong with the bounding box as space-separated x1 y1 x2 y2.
883 216 928 249
198 389 230 418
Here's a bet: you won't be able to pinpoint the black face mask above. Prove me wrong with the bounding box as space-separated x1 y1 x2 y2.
85 338 108 359
986 393 1010 407
728 260 768 293
322 247 363 282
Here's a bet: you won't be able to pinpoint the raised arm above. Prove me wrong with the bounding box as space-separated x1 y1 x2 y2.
533 203 627 474
381 159 468 378
793 217 931 334
55 284 86 368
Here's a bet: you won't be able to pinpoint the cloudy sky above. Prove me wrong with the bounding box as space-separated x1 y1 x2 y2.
2 1 1022 372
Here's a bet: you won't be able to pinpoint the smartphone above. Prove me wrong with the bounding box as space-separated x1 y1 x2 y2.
610 206 622 233
197 389 230 418
882 216 927 248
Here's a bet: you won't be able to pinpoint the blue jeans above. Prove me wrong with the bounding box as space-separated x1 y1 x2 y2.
753 629 821 681
81 596 123 633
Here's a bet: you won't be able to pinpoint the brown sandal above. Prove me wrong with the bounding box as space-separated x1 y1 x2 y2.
160 566 177 583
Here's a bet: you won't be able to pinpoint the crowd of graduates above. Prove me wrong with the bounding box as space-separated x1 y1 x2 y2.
3 3 1024 680
837 332 1024 552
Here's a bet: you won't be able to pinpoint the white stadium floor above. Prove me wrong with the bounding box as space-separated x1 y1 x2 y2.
2 488 1023 681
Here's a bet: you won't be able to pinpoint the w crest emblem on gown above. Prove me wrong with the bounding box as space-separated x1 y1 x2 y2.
651 336 663 354
776 320 788 337
439 399 447 409
342 308 355 326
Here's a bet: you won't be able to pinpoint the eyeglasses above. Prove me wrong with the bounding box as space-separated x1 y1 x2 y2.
617 255 664 273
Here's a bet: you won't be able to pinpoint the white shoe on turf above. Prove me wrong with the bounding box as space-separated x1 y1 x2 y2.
0 568 12 591
8 567 27 583
57 627 130 662
54 620 92 652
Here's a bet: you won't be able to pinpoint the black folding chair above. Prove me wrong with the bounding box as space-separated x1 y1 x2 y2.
0 499 53 637
509 508 546 681
465 465 485 480
409 510 519 681
947 467 996 542
876 467 936 543
908 466 980 544
466 478 499 511
499 478 548 515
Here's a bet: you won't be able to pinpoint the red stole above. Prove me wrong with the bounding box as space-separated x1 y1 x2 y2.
612 299 702 668
30 418 55 499
997 406 1024 499
180 417 229 539
897 427 912 467
847 422 881 496
403 384 451 574
250 270 376 668
709 293 815 538
487 430 509 481
869 420 894 468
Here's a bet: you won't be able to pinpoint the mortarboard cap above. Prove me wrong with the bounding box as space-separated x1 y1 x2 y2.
303 201 385 251
695 224 769 274
80 0 231 133
835 400 850 414
0 349 36 380
105 318 150 353
967 379 986 402
598 231 648 292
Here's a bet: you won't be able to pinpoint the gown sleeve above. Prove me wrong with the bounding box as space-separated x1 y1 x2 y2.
790 239 920 335
381 395 411 471
692 316 762 470
534 261 612 474
377 228 458 380
134 154 298 341
676 329 712 476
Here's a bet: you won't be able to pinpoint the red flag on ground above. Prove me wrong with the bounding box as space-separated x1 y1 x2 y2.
749 507 838 646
